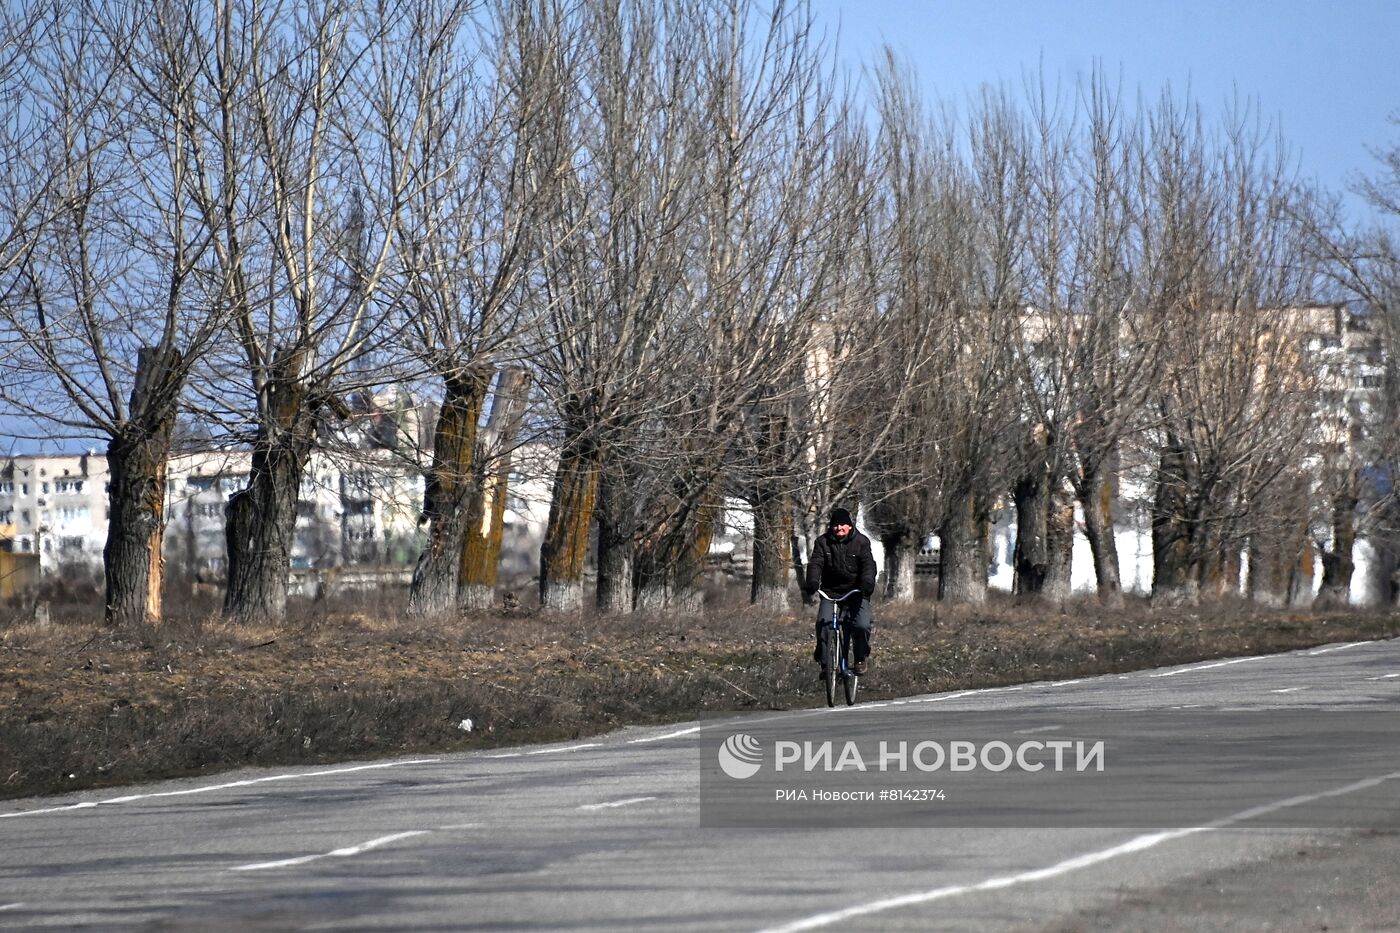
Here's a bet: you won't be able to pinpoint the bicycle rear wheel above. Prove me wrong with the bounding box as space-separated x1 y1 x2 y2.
842 627 858 705
823 626 838 707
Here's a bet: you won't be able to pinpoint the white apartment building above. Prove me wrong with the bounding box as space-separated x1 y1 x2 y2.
0 440 555 588
160 448 428 577
0 452 110 574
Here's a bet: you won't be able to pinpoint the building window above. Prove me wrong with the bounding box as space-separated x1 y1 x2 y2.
0 509 11 523
21 510 30 525
0 482 11 495
58 506 89 522
1361 375 1384 388
20 483 28 496
60 536 84 551
18 537 30 552
41 482 49 494
55 479 84 494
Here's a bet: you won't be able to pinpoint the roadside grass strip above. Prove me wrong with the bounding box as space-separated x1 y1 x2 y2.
754 768 1400 933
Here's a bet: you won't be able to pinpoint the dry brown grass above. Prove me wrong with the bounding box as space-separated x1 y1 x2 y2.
2 585 1397 800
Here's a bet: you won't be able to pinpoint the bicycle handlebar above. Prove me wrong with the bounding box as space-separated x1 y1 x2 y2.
815 588 862 602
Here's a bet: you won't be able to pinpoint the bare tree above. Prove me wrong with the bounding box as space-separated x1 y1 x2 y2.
858 55 957 604
0 1 228 626
530 0 710 611
929 90 1027 605
1304 118 1400 606
397 0 573 617
458 366 531 608
1142 98 1320 605
626 0 870 613
187 1 428 624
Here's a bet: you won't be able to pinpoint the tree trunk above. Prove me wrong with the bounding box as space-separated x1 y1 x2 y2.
224 426 314 625
676 498 719 613
750 487 792 612
1247 535 1291 608
1079 461 1123 608
1316 489 1358 608
939 488 987 605
881 526 916 603
103 349 183 627
1151 442 1197 607
459 369 530 611
539 434 600 611
595 467 634 614
408 369 491 618
1044 490 1074 602
1288 540 1315 608
1012 470 1049 597
791 529 813 607
635 492 718 613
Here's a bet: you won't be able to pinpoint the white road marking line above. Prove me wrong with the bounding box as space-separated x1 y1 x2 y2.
1013 726 1064 735
1271 687 1307 694
1367 673 1400 681
916 692 975 704
436 823 481 831
1042 679 1084 688
1149 656 1270 678
525 743 602 756
231 830 431 872
0 759 442 819
755 768 1400 933
628 727 702 744
1307 642 1367 656
0 903 24 911
485 753 523 759
577 796 657 811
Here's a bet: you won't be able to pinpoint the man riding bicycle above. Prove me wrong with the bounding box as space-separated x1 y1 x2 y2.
803 507 876 676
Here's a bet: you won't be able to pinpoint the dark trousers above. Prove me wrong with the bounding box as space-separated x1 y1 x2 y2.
814 595 872 664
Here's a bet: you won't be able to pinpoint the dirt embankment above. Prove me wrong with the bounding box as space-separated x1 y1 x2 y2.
3 591 1398 800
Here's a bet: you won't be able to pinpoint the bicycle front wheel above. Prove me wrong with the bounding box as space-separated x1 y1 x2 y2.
823 627 838 707
841 626 858 705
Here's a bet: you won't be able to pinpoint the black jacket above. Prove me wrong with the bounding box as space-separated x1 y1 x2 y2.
805 528 877 599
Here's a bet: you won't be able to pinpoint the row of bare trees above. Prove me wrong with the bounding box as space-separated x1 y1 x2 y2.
2 0 1397 626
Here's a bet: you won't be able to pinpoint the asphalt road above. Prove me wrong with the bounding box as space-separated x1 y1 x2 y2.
3 637 1400 932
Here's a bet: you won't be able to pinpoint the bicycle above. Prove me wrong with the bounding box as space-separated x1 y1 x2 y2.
815 588 861 707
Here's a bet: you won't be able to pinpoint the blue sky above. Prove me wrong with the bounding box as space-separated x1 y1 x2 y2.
811 0 1400 221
